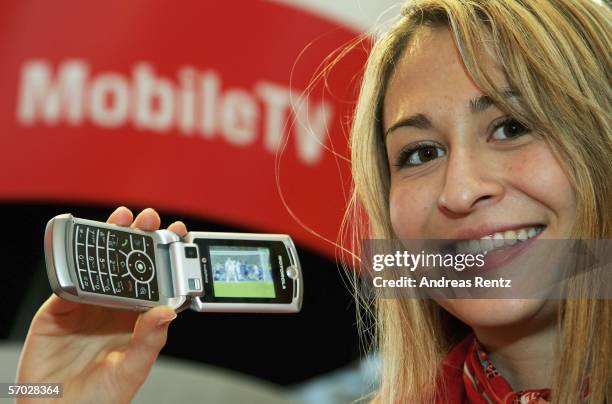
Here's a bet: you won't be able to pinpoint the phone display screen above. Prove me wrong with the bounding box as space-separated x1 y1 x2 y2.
193 237 295 304
209 245 276 298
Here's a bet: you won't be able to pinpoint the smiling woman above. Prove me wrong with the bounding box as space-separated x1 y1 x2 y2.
346 0 611 403
12 1 610 403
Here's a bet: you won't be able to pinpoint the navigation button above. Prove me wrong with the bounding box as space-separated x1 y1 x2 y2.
127 251 155 283
135 260 146 273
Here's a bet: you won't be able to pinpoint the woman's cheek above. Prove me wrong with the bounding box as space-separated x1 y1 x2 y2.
503 142 576 230
389 181 435 239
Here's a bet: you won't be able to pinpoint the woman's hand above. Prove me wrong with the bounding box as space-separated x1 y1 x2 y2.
16 207 187 404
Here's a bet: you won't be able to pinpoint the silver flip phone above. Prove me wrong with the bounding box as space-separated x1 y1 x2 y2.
44 214 303 313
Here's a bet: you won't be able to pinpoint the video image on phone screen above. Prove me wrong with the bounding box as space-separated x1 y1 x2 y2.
210 245 276 298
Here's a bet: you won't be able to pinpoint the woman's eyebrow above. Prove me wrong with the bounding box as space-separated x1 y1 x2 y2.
470 89 518 113
385 88 518 138
384 113 431 138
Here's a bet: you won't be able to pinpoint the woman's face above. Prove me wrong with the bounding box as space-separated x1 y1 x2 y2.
383 27 576 328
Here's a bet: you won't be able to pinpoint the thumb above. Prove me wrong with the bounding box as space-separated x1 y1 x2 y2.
120 306 176 384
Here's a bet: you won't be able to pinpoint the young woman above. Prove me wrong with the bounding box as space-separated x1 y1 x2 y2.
348 0 610 402
17 0 610 402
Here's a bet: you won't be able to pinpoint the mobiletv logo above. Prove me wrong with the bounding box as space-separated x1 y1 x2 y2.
16 60 333 165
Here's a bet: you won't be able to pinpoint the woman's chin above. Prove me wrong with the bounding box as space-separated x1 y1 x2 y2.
437 298 556 329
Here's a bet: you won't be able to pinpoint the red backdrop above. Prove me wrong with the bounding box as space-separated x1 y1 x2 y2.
0 0 368 258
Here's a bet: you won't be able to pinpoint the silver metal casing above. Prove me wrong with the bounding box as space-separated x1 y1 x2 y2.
44 214 187 311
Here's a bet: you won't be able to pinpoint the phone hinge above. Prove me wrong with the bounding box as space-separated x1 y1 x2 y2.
169 241 204 297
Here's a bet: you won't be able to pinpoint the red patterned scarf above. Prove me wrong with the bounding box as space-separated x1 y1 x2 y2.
437 334 551 404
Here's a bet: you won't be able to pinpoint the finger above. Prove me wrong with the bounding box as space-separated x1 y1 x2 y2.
131 208 161 231
120 306 176 381
39 294 81 316
107 206 134 226
167 221 188 237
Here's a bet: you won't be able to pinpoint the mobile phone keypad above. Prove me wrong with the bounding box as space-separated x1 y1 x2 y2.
73 224 159 301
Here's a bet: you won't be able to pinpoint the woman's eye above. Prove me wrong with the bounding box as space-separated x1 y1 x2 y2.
396 144 446 167
491 118 530 140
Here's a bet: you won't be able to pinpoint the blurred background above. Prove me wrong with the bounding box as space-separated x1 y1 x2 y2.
0 0 401 402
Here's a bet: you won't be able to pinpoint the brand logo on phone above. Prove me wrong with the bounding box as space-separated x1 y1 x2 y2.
278 255 286 290
201 259 209 284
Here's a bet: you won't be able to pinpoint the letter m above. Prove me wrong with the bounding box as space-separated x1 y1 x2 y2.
17 59 88 126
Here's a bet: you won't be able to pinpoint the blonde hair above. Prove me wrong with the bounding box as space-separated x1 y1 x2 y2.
344 0 612 402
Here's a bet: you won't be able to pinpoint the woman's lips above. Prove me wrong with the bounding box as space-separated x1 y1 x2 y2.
477 228 545 272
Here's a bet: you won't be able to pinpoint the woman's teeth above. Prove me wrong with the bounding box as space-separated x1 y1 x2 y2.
456 226 544 255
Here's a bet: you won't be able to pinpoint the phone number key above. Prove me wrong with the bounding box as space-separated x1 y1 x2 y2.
0 383 63 398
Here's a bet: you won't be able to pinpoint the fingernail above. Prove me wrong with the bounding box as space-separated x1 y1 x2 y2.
158 313 177 327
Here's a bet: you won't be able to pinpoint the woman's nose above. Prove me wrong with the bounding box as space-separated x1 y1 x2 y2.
437 147 505 216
